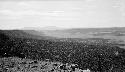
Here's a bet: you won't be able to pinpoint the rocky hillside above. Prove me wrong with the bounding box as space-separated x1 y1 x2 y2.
0 30 125 72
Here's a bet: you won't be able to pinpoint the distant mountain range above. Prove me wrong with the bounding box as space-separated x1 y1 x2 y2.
37 27 125 40
2 27 125 40
22 26 125 31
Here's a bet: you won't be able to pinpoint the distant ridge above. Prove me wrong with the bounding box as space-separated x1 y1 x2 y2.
1 26 125 31
22 26 67 31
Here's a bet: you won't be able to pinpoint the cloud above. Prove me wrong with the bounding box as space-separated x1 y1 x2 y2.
0 10 13 15
18 2 30 6
0 9 65 16
85 0 96 2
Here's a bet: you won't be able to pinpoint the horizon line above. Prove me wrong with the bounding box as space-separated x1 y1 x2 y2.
0 26 125 30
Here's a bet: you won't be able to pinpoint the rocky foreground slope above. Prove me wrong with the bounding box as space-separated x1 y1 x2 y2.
0 57 91 72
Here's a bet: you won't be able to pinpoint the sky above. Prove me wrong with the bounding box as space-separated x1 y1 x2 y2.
0 0 125 29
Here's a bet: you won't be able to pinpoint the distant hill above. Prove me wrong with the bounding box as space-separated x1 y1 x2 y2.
39 27 125 41
21 27 125 39
22 26 66 30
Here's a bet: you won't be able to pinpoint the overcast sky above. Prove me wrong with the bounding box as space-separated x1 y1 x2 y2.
0 0 125 29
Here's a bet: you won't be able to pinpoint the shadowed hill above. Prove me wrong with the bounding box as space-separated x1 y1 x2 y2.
0 30 57 40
